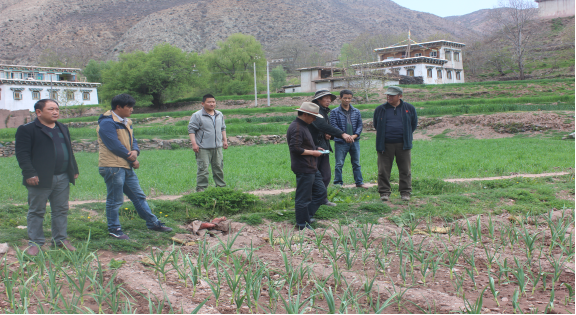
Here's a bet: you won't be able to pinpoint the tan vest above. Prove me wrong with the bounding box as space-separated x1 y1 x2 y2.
97 111 134 169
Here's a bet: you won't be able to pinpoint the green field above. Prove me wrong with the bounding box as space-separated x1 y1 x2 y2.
1 135 573 203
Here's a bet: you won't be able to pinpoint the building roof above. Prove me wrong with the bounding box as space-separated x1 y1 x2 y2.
350 56 448 68
0 64 82 73
0 79 100 87
374 40 466 53
282 84 301 88
296 66 344 72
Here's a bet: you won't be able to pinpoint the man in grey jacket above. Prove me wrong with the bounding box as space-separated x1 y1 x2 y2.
188 94 228 192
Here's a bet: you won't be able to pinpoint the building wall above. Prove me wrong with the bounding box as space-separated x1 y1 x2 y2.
284 86 301 93
300 70 323 92
0 84 99 111
538 0 575 18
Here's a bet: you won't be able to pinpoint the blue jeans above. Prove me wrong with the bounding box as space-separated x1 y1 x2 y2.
333 141 364 185
99 167 161 232
294 171 326 228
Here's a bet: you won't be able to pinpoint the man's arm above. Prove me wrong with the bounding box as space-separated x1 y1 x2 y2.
15 125 38 182
311 116 344 138
373 106 380 129
412 108 418 132
289 128 321 157
64 126 80 179
353 109 363 138
222 130 228 149
98 120 132 160
188 113 200 153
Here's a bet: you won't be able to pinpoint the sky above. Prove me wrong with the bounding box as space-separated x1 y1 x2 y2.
391 0 502 17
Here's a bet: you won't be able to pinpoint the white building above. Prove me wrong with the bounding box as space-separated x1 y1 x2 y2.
0 64 100 112
536 0 575 18
352 40 466 85
284 66 399 93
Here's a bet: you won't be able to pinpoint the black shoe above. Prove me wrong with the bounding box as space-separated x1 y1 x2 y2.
149 221 173 232
298 225 313 231
109 228 130 240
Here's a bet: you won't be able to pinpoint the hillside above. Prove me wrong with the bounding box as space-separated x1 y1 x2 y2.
0 0 479 65
445 8 511 34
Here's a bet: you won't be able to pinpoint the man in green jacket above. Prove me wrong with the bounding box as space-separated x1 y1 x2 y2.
373 86 418 202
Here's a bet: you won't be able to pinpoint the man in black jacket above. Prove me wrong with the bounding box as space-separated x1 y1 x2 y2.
309 90 354 206
287 102 326 230
15 99 79 256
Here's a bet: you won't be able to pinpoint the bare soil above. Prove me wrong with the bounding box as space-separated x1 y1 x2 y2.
3 210 574 314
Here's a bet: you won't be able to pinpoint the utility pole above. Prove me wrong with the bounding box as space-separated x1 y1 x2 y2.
253 62 258 107
266 61 270 107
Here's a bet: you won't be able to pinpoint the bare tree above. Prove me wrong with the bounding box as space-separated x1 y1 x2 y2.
490 0 538 80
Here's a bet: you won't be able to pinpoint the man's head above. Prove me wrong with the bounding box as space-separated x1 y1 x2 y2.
384 86 403 107
34 99 60 124
296 102 323 124
312 90 336 108
202 94 216 112
340 89 353 107
111 94 135 118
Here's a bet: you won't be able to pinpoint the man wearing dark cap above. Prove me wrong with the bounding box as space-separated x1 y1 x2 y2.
309 90 354 206
287 102 327 230
373 86 418 201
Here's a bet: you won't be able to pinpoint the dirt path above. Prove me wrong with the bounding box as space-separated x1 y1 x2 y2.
67 171 571 206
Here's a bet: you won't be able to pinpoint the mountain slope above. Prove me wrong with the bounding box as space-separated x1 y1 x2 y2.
1 0 479 65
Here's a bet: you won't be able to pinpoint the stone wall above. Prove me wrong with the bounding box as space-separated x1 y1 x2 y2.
0 135 287 157
0 110 32 129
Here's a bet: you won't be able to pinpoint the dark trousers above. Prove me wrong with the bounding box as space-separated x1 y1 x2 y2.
377 143 412 196
317 154 331 203
294 171 327 227
26 173 70 246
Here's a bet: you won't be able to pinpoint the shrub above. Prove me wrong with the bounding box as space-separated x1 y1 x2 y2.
181 187 260 216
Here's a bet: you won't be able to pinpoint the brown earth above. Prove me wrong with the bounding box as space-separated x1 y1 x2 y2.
2 209 574 314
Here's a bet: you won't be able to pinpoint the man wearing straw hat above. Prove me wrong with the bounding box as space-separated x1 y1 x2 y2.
287 102 327 230
373 86 418 202
309 90 354 206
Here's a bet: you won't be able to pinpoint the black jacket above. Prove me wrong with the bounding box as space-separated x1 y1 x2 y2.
15 119 79 188
287 118 317 174
307 105 344 152
373 100 418 152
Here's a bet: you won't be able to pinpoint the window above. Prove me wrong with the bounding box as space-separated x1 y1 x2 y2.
456 71 461 80
445 51 452 61
437 70 443 78
13 91 22 100
414 53 422 57
32 91 40 100
430 51 437 57
454 52 460 61
66 91 74 101
407 69 414 77
82 91 90 100
447 71 452 79
427 68 433 78
50 91 58 99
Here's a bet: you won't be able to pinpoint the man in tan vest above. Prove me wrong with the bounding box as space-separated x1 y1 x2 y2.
97 94 172 240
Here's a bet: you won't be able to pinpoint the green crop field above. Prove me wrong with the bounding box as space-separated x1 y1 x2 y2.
1 135 573 203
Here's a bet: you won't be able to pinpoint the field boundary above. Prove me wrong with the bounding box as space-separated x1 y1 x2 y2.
62 171 571 206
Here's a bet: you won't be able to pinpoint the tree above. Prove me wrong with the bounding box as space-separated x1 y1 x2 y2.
270 65 287 91
83 59 113 83
100 43 206 108
490 0 538 80
205 33 266 95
